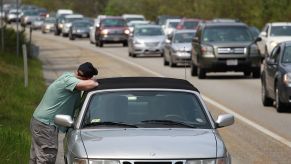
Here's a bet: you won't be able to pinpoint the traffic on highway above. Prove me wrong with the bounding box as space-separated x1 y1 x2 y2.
2 2 291 164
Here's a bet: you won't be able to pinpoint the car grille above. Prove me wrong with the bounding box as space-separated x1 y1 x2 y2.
122 161 183 164
217 47 246 54
109 30 124 35
145 42 159 47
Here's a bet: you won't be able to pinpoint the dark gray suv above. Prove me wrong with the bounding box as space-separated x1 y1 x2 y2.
191 22 261 79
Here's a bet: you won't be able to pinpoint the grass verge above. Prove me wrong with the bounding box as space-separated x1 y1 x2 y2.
0 52 45 163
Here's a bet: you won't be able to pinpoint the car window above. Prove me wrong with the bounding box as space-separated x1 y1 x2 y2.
173 32 196 43
82 91 211 129
135 27 164 36
101 18 126 27
282 46 291 63
270 26 291 36
202 26 253 42
183 21 199 29
270 46 281 63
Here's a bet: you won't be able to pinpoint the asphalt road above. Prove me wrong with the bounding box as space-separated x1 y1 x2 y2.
32 30 291 164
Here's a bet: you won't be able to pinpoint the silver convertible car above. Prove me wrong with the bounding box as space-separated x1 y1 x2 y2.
55 77 234 164
128 25 166 57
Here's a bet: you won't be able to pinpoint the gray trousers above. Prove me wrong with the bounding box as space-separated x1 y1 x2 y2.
29 117 58 164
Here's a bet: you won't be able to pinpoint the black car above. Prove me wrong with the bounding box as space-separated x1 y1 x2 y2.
261 41 291 112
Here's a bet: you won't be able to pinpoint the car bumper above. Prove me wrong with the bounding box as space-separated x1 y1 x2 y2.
197 56 261 72
100 34 128 43
73 32 89 38
172 52 191 64
132 44 164 55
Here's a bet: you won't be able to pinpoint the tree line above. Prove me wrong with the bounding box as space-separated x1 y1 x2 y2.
22 0 291 29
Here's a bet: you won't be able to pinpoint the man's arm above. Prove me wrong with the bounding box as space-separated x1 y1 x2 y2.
75 79 98 91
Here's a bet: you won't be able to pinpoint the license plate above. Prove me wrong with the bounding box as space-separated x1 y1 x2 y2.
82 34 87 37
226 59 238 66
113 37 119 41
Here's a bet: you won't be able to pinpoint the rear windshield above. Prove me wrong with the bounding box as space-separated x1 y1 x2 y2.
271 26 291 36
183 21 199 29
203 26 253 42
82 91 211 129
101 18 127 27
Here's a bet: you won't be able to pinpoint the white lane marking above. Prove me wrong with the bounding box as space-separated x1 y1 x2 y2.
92 47 291 148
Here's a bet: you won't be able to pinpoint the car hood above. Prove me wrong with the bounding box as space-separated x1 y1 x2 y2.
135 36 165 42
207 41 253 48
267 36 291 43
80 128 218 159
172 43 192 51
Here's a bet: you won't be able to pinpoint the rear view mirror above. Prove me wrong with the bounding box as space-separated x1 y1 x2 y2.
255 37 262 42
266 58 275 65
260 31 267 37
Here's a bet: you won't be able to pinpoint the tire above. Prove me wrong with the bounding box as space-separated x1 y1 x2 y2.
244 71 251 77
252 67 261 78
69 33 75 40
197 67 206 79
275 83 286 112
128 51 132 57
99 41 103 47
123 41 128 47
169 56 176 67
261 82 273 106
164 56 169 66
191 63 197 76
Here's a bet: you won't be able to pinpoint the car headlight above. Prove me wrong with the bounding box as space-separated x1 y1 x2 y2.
134 40 142 44
186 157 229 164
283 73 291 87
73 158 88 164
201 44 215 57
101 29 108 35
124 29 130 35
89 160 120 164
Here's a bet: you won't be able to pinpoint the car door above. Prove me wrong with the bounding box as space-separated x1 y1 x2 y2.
257 24 269 56
266 45 281 97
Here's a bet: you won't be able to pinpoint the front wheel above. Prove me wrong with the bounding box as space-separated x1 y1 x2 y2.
252 67 261 78
191 63 197 76
261 82 273 106
275 84 286 112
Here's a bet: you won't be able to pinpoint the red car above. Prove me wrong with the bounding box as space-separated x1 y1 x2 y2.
95 16 130 47
176 18 202 30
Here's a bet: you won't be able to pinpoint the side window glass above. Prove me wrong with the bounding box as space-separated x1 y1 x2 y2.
265 26 269 36
271 46 281 63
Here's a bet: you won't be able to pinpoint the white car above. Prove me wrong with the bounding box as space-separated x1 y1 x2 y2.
7 9 21 23
163 19 181 37
122 14 145 23
89 15 106 44
256 22 291 56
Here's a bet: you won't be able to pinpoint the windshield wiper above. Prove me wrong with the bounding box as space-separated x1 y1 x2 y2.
140 120 196 128
84 121 138 128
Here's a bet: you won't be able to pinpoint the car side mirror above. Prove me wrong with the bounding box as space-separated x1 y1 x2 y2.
54 114 74 128
260 31 267 37
215 114 234 128
266 58 276 65
255 37 262 43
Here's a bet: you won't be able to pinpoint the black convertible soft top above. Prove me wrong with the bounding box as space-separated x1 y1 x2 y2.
90 77 199 92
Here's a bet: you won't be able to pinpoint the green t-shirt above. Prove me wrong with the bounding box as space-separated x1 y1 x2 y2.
33 72 81 126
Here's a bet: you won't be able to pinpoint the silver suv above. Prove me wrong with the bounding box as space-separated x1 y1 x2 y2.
54 77 234 164
191 22 261 79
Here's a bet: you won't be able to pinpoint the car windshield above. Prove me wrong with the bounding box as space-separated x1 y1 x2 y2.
82 91 211 129
168 22 179 28
102 18 126 27
135 27 164 36
45 18 56 23
65 17 82 23
271 26 291 36
173 32 196 43
74 22 91 28
203 26 253 42
282 46 291 63
183 21 199 29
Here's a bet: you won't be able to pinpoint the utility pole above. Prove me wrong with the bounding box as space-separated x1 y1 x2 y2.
1 0 3 52
16 0 19 57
